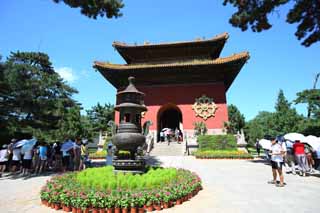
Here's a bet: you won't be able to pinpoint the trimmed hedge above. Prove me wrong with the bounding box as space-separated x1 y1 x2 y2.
197 134 237 150
194 150 253 159
89 150 131 159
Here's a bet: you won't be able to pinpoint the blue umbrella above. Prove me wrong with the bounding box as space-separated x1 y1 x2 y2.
21 138 37 152
61 140 75 152
13 139 29 149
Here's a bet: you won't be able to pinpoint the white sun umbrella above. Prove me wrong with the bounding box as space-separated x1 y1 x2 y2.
259 139 271 150
283 133 306 143
304 135 320 150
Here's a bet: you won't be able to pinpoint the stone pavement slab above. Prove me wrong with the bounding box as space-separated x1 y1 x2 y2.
0 157 319 213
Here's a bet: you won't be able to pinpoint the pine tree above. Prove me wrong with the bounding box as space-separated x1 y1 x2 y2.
53 0 124 19
0 51 78 142
223 0 320 47
225 104 245 134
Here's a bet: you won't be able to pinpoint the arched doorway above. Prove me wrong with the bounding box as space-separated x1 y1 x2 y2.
157 103 183 142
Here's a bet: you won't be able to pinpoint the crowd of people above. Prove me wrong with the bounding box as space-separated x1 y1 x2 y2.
159 128 183 144
258 137 319 188
0 137 89 178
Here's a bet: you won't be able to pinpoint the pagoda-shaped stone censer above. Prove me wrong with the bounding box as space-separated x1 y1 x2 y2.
112 77 147 173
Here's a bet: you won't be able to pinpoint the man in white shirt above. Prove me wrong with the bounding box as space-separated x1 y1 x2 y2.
268 137 285 187
11 147 21 173
21 145 33 176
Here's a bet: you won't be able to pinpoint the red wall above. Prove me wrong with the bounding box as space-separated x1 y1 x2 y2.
115 83 228 131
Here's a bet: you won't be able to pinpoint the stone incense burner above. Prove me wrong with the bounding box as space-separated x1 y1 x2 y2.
112 77 147 173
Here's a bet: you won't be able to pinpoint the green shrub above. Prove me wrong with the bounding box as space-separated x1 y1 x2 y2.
76 167 178 191
197 134 237 150
89 150 131 159
193 150 253 159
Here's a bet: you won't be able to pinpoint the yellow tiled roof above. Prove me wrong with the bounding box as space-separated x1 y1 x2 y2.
112 32 229 48
94 52 249 70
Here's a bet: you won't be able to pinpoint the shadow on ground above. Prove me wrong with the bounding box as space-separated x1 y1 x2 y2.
145 156 163 166
247 158 270 166
1 171 55 180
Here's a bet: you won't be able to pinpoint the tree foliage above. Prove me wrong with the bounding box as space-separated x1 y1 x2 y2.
53 0 124 19
225 104 245 134
273 89 303 134
223 0 320 47
245 90 303 145
86 103 114 134
193 121 208 136
295 89 320 119
0 52 78 142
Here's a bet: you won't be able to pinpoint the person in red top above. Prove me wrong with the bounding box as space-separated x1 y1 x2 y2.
293 140 309 176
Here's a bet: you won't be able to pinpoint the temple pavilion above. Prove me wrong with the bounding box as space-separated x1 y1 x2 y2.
94 33 249 141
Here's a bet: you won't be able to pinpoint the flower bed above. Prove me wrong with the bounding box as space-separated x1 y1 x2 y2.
40 166 202 212
194 150 253 159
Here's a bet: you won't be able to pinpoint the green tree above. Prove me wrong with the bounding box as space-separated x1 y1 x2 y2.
245 90 303 145
225 104 245 134
245 111 277 145
193 121 208 136
53 0 124 19
223 0 320 47
294 73 320 136
86 103 115 136
0 51 78 142
273 89 303 134
295 89 320 119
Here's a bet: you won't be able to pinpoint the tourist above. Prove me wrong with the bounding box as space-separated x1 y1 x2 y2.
62 149 71 172
255 139 261 156
53 142 62 172
38 141 48 174
305 145 315 173
284 145 296 175
80 140 88 170
293 140 308 176
21 142 33 176
268 137 285 187
73 138 81 171
106 143 113 166
0 144 9 178
33 143 40 174
11 143 21 173
175 128 179 142
159 131 164 142
178 130 183 142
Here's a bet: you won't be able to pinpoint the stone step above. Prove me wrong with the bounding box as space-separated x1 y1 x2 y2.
149 141 185 156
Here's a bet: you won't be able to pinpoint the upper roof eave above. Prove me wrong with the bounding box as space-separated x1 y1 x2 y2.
112 32 229 49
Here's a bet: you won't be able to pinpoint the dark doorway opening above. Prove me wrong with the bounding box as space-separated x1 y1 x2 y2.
157 104 183 142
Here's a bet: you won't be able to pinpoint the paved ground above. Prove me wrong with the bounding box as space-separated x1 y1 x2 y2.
1 157 320 213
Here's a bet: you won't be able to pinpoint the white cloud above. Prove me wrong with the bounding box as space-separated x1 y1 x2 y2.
56 67 78 83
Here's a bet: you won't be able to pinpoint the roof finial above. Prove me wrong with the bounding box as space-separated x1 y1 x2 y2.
128 76 135 85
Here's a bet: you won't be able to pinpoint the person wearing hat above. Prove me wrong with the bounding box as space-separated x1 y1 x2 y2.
0 144 9 177
268 137 285 187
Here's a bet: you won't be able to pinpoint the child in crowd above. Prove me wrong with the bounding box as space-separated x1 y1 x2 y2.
0 144 9 177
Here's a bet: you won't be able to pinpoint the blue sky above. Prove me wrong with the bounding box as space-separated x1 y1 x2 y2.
1 0 319 120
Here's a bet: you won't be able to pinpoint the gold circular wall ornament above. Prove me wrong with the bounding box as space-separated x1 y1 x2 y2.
192 95 218 120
